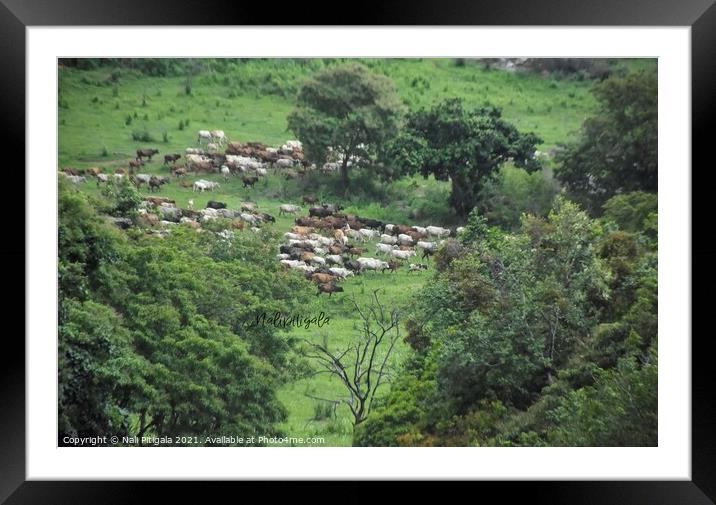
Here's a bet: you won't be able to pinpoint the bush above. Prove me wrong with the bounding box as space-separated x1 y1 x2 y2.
131 131 155 142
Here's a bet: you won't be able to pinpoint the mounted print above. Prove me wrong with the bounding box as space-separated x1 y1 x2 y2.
57 57 658 448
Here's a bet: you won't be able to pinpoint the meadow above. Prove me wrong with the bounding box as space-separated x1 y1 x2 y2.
58 58 651 446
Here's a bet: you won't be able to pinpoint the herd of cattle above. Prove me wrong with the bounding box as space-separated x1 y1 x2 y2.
60 131 358 195
61 131 465 297
275 203 462 296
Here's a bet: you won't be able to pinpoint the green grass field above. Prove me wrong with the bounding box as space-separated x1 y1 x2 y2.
58 58 651 446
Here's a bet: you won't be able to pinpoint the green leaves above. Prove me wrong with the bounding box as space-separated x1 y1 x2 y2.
58 183 312 444
555 70 657 213
288 63 405 187
389 99 542 218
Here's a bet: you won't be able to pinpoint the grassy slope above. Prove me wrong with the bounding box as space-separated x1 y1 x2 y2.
58 58 650 446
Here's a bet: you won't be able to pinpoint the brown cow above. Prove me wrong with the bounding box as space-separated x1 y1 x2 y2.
311 273 337 284
128 159 144 174
292 226 314 236
164 154 181 165
144 196 175 206
316 282 344 297
136 148 159 162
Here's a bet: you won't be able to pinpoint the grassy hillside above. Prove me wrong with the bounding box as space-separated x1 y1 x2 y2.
58 58 652 446
58 58 626 168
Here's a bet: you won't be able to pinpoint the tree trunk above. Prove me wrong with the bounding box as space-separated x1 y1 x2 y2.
340 156 350 194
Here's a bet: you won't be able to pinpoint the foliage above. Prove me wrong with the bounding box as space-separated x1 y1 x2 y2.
555 70 657 213
387 99 542 217
287 63 406 189
357 196 657 447
478 165 559 230
58 183 313 444
602 191 658 233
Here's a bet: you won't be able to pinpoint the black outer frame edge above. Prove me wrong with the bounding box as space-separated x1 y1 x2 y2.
3 0 714 503
0 1 27 504
691 0 716 502
0 0 715 25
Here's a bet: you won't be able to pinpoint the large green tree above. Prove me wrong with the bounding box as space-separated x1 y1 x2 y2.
287 63 405 189
555 69 658 213
58 179 313 444
388 99 542 218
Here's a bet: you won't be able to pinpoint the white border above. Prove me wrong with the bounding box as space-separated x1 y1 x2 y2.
27 27 690 480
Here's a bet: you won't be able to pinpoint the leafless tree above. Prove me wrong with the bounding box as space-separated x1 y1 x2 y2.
304 290 400 425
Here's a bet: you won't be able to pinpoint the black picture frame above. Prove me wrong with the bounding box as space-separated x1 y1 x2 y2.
3 1 712 503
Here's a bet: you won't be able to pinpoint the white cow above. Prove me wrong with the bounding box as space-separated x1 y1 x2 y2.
310 256 326 266
326 255 343 265
356 257 389 272
426 226 451 238
359 229 380 241
278 203 301 216
275 158 294 168
398 233 415 246
416 241 437 253
391 249 416 260
197 130 212 144
376 243 398 255
210 130 227 145
380 234 398 245
329 267 354 279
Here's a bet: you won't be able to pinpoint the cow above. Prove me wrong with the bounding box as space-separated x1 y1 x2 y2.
417 241 438 259
311 273 337 284
328 267 354 279
356 257 390 273
136 148 159 162
128 159 144 174
279 204 301 216
398 234 415 246
197 130 212 144
242 175 258 188
317 282 344 297
387 260 402 273
390 249 416 261
164 154 181 165
210 130 227 145
426 226 451 238
149 176 169 192
376 243 398 255
380 234 398 245
171 167 187 177
206 201 227 210
309 206 333 218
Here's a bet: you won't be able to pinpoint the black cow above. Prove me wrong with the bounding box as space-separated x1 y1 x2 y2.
242 175 258 188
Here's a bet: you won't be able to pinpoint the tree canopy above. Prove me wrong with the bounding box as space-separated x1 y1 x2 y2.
287 63 405 189
387 99 542 218
555 70 658 213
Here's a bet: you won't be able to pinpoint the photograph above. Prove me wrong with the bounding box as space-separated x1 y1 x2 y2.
56 57 658 448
